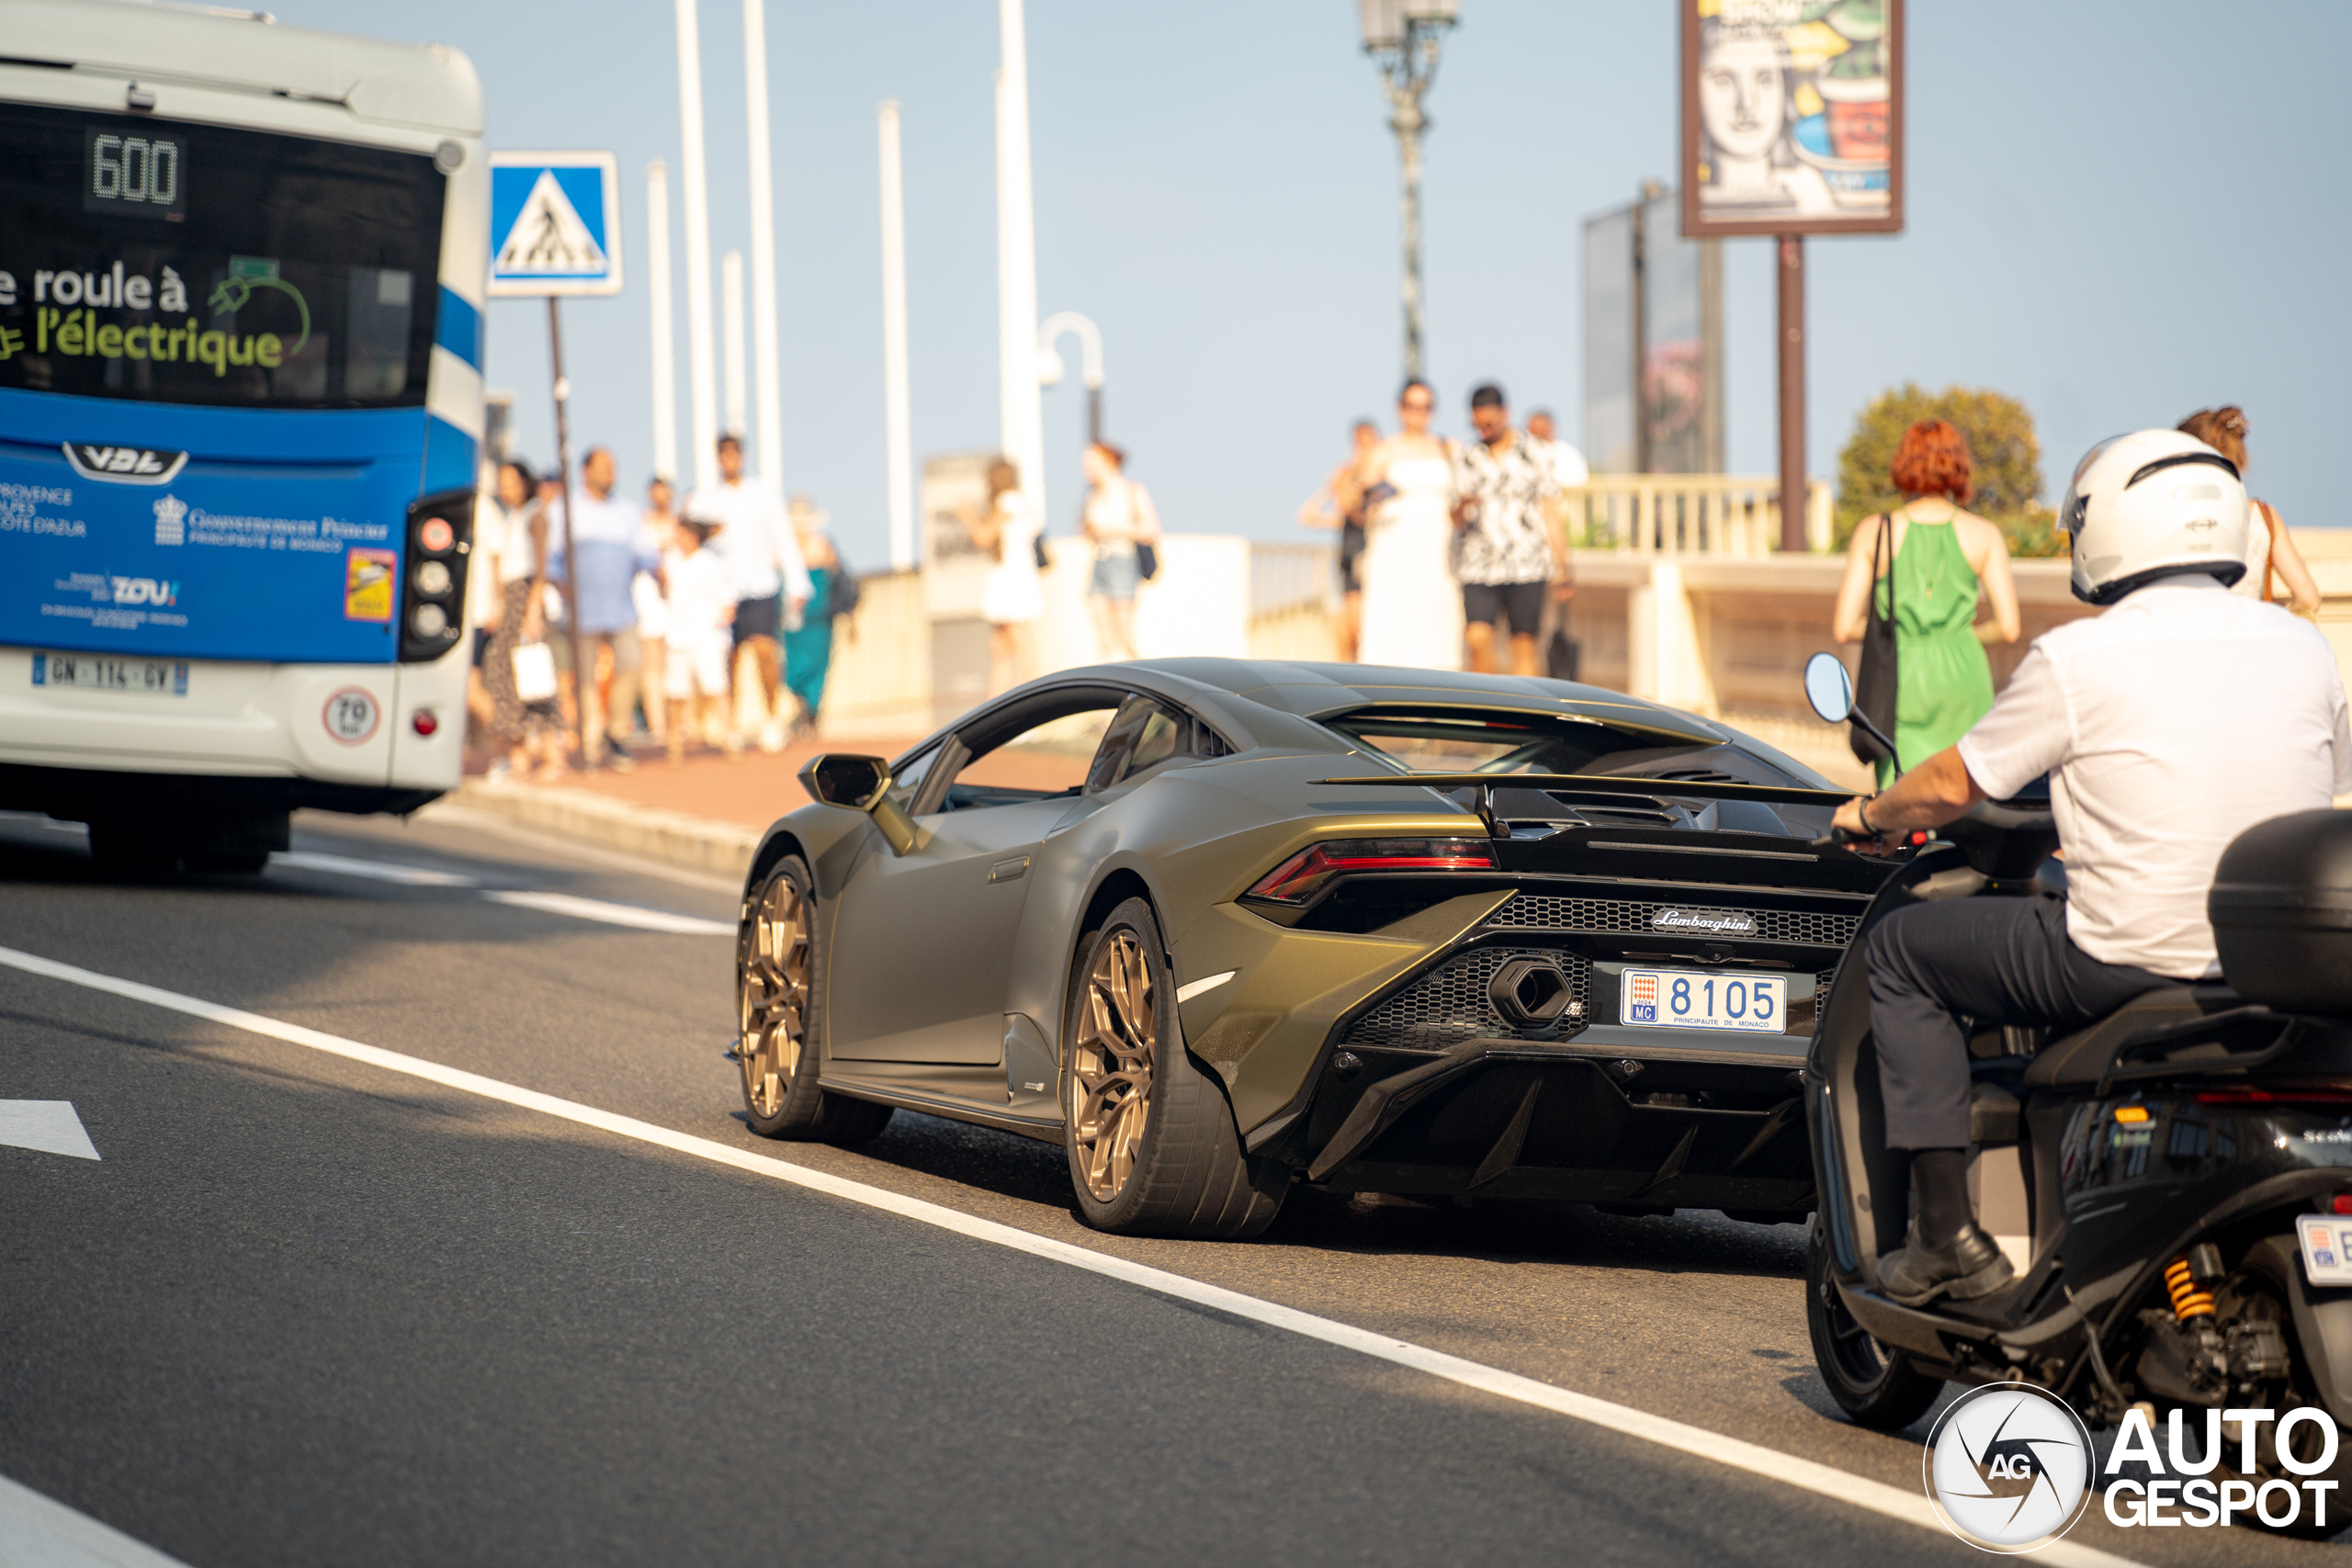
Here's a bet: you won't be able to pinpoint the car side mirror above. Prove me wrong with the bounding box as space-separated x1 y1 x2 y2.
797 752 919 856
1803 651 1853 726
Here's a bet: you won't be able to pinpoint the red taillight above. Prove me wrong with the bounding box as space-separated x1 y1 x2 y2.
2334 1195 2352 1216
419 516 455 553
1245 837 1496 904
2192 1089 2352 1105
411 708 439 737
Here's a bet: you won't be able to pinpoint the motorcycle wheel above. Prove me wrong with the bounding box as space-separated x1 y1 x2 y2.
2210 1251 2352 1540
1806 1220 1943 1430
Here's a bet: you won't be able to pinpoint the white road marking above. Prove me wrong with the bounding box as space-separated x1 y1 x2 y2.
0 1472 191 1567
480 890 733 936
272 851 481 887
0 943 2144 1568
267 850 730 934
1174 970 1237 1004
0 1100 99 1160
409 801 745 894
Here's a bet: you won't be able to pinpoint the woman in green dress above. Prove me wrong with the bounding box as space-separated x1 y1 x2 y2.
1832 418 2021 787
783 496 841 740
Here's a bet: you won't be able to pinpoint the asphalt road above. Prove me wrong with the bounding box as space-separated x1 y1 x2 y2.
0 804 2342 1568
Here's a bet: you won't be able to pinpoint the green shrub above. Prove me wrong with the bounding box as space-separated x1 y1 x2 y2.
1835 383 2065 557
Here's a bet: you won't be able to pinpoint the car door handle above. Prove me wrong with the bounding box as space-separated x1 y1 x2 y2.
988 856 1031 884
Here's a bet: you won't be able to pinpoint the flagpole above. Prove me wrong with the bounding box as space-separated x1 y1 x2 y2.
647 159 678 485
673 0 720 495
878 100 914 573
743 0 786 490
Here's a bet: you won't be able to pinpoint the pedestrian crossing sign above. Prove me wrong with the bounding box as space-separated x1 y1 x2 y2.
487 152 623 297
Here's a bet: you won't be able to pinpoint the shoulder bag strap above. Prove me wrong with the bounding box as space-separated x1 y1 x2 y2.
2256 501 2283 604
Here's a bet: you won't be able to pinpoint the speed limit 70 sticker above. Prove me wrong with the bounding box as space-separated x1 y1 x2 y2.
322 687 380 745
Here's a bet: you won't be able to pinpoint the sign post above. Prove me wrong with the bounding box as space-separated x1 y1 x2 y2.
1680 0 1903 551
487 151 625 767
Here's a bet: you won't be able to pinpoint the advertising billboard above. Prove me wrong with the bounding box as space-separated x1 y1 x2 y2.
1583 186 1722 475
1679 0 1903 237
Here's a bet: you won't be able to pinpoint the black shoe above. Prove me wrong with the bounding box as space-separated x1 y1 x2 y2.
1880 1220 2015 1305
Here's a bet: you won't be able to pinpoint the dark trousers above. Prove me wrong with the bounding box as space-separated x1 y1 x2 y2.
1866 896 2176 1148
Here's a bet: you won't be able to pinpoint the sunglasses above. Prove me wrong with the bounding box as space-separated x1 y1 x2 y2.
1399 398 1434 412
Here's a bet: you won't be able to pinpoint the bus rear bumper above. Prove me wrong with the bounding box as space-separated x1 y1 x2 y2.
0 761 438 823
0 644 468 818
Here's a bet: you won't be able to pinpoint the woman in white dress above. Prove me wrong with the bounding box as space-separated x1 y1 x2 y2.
1354 378 1464 670
962 457 1044 694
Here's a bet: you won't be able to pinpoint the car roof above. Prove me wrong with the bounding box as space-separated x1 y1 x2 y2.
1121 658 1726 744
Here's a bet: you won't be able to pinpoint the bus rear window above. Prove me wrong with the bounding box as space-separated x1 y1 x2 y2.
0 103 444 410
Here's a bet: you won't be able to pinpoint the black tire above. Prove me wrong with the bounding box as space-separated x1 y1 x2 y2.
1061 897 1285 1239
187 850 270 874
1806 1220 1943 1429
737 855 892 1145
86 822 180 877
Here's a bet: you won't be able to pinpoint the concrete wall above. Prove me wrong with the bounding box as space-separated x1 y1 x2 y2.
819 530 2352 765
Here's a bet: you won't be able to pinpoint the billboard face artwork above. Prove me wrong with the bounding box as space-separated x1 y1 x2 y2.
1681 0 1902 237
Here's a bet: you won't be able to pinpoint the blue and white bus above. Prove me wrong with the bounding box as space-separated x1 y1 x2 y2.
0 0 486 871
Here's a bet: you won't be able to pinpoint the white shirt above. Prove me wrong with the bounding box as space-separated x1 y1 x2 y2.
663 546 737 647
684 478 812 605
1527 435 1590 492
1958 577 2351 977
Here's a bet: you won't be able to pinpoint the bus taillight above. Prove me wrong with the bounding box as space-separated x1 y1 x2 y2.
399 487 474 662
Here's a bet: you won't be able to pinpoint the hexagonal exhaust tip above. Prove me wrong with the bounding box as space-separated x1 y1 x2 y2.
1489 957 1576 1027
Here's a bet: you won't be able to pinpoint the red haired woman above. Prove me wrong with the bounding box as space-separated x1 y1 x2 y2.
1831 419 2020 786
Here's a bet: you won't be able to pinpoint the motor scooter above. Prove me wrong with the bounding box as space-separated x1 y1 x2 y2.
1795 651 2352 1533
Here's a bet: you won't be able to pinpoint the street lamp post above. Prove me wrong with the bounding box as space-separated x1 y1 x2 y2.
1358 0 1459 383
1037 311 1104 446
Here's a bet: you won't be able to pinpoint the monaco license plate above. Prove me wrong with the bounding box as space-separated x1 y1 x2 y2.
2296 1215 2352 1286
32 652 187 696
1620 967 1786 1034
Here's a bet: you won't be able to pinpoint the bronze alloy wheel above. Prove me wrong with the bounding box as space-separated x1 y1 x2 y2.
1069 928 1156 1202
740 866 812 1120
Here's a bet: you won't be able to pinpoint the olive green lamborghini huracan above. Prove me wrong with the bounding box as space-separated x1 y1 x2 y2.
734 660 1890 1238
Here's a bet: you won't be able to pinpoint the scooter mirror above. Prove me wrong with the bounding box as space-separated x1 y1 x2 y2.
1804 651 1855 726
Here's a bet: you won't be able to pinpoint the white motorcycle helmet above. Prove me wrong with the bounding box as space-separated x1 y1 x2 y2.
2060 429 2248 604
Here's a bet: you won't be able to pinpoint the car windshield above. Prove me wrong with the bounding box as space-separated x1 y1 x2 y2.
1318 706 1836 792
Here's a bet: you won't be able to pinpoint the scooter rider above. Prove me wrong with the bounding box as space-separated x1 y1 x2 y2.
1828 429 2351 1305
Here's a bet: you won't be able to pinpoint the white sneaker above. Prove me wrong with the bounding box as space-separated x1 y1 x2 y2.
758 722 786 754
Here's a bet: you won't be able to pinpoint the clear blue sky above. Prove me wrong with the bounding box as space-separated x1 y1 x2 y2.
284 0 2350 566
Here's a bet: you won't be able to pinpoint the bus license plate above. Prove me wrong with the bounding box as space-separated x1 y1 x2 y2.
32 652 188 696
1620 967 1785 1034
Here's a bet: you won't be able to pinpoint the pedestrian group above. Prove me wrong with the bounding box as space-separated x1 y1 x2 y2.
466 432 853 779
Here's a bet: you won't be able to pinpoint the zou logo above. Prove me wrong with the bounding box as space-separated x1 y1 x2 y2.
1923 1384 2094 1552
108 577 177 606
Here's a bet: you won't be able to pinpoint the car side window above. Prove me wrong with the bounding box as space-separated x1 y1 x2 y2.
1086 695 1228 792
943 703 1122 811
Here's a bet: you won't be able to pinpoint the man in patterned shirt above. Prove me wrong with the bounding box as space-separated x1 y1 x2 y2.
1453 384 1570 675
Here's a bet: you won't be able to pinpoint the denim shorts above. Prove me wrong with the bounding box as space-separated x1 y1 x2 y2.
1090 550 1141 602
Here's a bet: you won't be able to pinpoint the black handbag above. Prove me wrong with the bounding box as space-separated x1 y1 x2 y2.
1136 541 1159 581
1851 514 1900 769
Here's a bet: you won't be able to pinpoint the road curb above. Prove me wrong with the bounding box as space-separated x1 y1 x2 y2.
439 780 761 880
